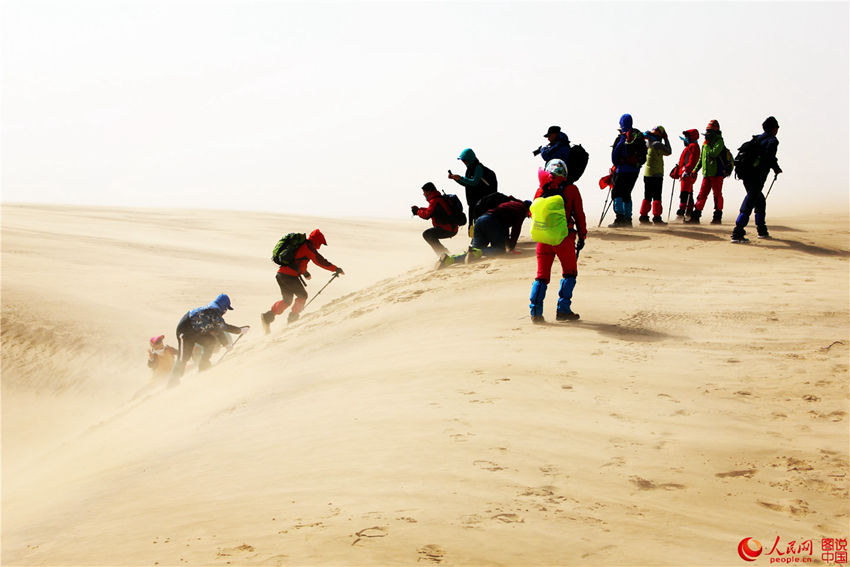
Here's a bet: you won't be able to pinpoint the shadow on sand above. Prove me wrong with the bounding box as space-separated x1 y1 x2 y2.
532 319 679 342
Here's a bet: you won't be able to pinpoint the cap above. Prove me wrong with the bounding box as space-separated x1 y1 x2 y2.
150 335 165 345
544 125 561 137
309 228 327 247
214 293 234 310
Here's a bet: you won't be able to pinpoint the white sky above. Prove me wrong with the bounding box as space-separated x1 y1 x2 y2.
2 0 848 219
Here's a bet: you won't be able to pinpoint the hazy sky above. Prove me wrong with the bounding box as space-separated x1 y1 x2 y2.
2 1 848 220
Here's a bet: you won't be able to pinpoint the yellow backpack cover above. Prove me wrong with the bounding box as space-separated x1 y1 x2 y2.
530 194 568 246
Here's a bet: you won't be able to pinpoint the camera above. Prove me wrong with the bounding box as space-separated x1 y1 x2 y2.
532 146 542 156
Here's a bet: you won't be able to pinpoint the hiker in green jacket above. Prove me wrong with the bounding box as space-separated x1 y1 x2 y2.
685 120 729 224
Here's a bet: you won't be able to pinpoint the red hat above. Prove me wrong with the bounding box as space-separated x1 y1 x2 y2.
705 119 721 132
309 229 327 247
150 335 165 345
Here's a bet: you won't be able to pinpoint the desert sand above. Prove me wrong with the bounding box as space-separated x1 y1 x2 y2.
2 203 848 566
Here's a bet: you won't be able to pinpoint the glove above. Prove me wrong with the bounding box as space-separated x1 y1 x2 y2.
411 205 419 215
575 239 585 253
304 271 311 280
225 343 234 352
335 267 345 275
239 326 250 335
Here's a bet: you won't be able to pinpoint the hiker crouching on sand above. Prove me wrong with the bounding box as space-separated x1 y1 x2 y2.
529 159 587 323
261 229 344 334
170 293 249 384
148 335 178 379
439 197 531 268
412 182 458 257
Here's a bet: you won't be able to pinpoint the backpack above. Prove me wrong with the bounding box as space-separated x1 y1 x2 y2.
470 192 514 222
717 147 735 178
529 188 568 246
272 232 307 266
479 164 498 192
565 143 589 184
734 135 763 180
188 308 221 334
624 129 647 167
440 192 467 226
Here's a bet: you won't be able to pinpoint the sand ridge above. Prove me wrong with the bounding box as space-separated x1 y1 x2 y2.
2 204 848 566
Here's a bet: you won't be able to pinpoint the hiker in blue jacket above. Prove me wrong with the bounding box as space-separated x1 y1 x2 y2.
609 113 645 227
169 293 248 384
731 116 782 242
537 125 571 164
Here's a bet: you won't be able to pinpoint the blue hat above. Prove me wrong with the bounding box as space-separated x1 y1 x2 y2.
213 293 233 311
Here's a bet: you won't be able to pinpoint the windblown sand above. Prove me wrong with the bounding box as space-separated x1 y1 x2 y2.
2 204 848 566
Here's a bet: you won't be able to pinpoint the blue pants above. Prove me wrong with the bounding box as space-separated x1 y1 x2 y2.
470 213 507 255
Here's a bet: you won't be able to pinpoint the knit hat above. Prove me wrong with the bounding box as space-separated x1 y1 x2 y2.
762 116 779 131
705 119 721 133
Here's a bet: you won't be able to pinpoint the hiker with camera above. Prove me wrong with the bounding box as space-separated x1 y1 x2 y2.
260 229 344 334
685 120 728 224
169 293 249 384
534 125 571 164
730 116 782 243
608 114 647 227
412 182 461 257
448 148 498 225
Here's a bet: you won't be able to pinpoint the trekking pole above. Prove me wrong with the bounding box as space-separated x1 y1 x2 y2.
666 177 678 223
303 272 340 310
216 328 248 364
764 172 778 200
598 188 612 227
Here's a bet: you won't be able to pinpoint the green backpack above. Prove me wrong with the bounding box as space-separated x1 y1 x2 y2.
530 192 568 246
272 233 307 266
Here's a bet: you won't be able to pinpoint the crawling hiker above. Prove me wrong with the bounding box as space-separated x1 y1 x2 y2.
261 229 344 334
147 335 178 378
169 293 249 384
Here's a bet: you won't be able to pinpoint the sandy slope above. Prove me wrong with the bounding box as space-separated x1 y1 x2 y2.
2 204 848 566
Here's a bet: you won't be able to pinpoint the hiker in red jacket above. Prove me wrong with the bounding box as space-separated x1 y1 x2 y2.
671 129 701 218
529 159 588 323
412 182 459 257
260 229 344 333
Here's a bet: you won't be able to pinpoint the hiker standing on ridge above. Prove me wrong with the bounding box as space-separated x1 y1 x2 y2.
535 125 571 164
412 182 459 257
170 293 249 383
449 148 498 230
731 116 782 243
639 125 672 225
671 129 701 219
528 159 587 323
609 114 647 227
261 229 344 334
686 120 728 224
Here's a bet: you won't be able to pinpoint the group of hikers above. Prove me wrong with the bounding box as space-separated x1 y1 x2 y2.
410 114 782 322
149 113 782 381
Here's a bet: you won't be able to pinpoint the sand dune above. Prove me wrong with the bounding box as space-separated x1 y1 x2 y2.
2 204 848 566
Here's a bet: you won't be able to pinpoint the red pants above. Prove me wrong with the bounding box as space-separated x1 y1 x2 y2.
536 233 577 282
695 176 724 212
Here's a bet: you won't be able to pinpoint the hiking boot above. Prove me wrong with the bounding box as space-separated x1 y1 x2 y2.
683 210 701 224
287 312 300 323
531 315 545 324
731 235 750 244
556 311 580 321
261 311 274 335
638 215 651 225
711 210 722 225
607 215 624 228
757 226 771 239
676 208 685 218
437 253 455 269
652 216 667 225
466 247 483 263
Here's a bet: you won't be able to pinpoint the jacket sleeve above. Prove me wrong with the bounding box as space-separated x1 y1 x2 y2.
416 197 450 220
505 204 526 251
611 135 626 166
454 164 483 188
569 187 587 241
658 138 672 156
305 242 338 272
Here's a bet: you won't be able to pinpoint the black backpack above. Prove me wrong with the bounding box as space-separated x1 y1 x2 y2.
440 192 467 226
734 135 763 180
717 147 735 178
625 129 647 166
566 143 589 184
479 164 498 192
272 232 307 266
470 192 515 222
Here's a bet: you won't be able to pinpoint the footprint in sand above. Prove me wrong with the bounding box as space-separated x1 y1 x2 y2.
474 460 505 472
629 476 686 491
715 469 758 479
351 526 388 546
418 544 445 563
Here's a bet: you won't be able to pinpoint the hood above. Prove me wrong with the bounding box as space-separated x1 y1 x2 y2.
556 131 570 145
309 228 327 247
619 114 633 131
682 129 699 143
458 148 477 164
211 293 233 311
